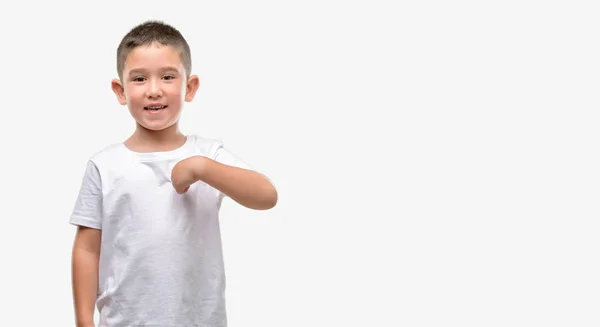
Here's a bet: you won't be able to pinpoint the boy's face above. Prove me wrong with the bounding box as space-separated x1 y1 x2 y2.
111 43 199 132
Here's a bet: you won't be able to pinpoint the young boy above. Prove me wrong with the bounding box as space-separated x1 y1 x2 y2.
70 20 278 327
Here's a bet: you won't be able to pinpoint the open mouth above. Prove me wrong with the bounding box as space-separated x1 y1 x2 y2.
144 105 168 111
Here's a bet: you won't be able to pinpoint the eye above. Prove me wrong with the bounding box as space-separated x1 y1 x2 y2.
163 75 176 80
132 76 145 82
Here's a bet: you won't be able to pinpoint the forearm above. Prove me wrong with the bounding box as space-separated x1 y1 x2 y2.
196 156 278 210
72 247 99 327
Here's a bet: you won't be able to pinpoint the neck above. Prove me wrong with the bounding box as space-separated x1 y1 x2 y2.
125 123 187 153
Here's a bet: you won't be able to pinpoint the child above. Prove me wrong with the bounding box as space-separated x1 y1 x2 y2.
70 20 278 327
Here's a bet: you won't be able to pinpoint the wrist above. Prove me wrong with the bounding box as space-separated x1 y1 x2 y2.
75 312 95 327
191 155 209 181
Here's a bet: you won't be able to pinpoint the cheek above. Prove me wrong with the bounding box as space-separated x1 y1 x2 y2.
166 85 185 101
125 88 144 104
168 84 184 96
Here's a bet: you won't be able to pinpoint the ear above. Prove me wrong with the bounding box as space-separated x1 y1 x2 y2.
111 79 127 105
185 75 200 102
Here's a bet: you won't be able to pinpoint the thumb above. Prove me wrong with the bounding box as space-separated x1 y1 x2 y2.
175 185 190 194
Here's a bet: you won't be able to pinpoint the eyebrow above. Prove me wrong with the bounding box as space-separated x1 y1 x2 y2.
128 66 180 76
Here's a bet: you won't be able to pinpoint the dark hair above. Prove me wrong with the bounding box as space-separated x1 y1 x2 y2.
116 20 192 80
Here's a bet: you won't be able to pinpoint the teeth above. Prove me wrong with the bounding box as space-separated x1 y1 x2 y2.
146 105 166 110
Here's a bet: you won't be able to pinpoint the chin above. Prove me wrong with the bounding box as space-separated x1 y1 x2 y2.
139 121 178 131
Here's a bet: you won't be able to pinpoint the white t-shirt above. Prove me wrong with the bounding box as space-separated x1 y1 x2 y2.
69 134 252 327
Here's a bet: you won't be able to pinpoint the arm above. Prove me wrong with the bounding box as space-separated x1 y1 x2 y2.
198 156 278 210
71 226 101 327
172 155 278 210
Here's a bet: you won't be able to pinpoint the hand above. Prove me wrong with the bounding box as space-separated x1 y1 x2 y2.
171 156 203 194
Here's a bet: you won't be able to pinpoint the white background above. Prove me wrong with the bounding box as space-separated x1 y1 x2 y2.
0 0 598 326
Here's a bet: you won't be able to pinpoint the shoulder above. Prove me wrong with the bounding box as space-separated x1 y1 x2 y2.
188 134 254 170
86 142 129 170
187 134 226 159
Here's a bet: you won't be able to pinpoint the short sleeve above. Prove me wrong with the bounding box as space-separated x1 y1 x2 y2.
213 145 254 171
69 160 103 229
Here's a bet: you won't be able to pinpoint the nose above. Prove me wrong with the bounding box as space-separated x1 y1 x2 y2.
146 79 162 98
